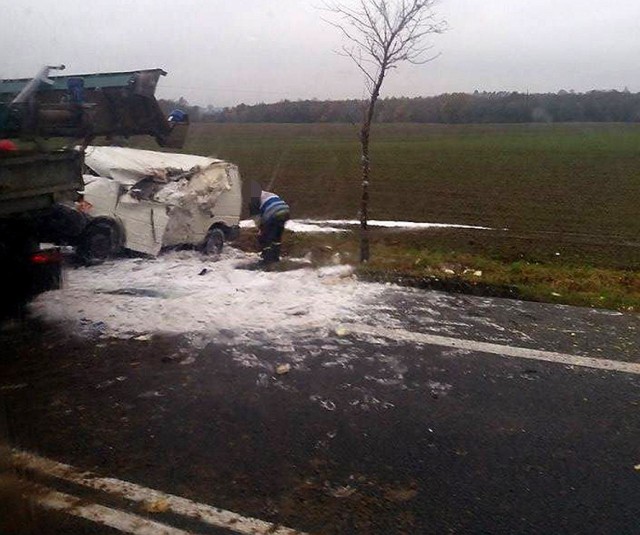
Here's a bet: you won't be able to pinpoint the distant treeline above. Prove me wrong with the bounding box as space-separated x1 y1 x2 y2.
159 90 640 124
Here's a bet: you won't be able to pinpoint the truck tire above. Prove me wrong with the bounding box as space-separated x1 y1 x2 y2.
77 221 119 263
202 228 224 256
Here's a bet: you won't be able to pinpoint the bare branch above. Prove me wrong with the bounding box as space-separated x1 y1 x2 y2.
323 0 445 81
341 46 378 87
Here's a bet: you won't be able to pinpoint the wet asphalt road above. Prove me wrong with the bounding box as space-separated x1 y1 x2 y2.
1 289 639 534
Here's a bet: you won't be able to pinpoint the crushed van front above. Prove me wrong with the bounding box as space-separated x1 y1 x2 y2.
82 147 242 256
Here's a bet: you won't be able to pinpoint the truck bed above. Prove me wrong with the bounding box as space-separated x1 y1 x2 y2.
0 149 83 217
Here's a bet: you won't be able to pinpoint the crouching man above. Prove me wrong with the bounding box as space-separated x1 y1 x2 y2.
249 189 290 264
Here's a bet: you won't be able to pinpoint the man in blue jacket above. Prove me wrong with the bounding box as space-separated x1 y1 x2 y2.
249 188 290 264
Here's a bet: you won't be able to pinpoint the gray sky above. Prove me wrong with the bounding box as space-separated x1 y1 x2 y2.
1 0 639 107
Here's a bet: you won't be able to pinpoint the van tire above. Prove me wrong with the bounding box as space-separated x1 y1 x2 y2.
202 228 224 255
77 222 119 263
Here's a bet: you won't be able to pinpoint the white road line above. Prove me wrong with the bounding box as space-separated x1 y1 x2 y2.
349 325 640 375
35 488 194 535
11 450 308 535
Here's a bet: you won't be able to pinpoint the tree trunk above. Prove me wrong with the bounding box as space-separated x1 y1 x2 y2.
359 113 371 263
359 72 384 263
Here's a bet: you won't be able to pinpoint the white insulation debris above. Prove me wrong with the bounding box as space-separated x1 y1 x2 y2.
30 250 384 343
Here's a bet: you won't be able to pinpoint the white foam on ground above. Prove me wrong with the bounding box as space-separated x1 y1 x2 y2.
286 220 348 233
239 220 345 233
300 219 493 231
30 249 384 344
239 219 492 233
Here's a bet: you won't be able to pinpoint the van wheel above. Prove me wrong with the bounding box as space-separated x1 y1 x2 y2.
202 228 224 255
77 223 118 263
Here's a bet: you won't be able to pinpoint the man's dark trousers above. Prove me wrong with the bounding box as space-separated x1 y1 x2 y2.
259 214 289 263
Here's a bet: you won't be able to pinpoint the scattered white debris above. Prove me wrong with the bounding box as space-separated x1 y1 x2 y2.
328 486 356 498
138 391 164 399
239 219 493 233
335 326 350 337
30 249 383 344
298 219 493 231
239 219 345 233
320 400 336 411
288 221 348 233
0 383 28 392
143 499 170 514
427 381 452 397
317 265 354 279
310 395 337 411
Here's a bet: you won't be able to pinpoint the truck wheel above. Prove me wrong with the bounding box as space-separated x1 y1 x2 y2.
202 228 224 255
77 223 118 263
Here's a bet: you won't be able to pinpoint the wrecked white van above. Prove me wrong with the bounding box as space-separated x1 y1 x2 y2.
79 147 241 258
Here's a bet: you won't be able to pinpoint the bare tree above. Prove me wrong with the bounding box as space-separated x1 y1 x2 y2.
324 0 446 262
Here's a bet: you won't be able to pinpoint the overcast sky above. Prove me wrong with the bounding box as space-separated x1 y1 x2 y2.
1 0 639 107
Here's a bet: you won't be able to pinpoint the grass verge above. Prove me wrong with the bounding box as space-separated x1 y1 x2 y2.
360 250 639 312
236 228 639 312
